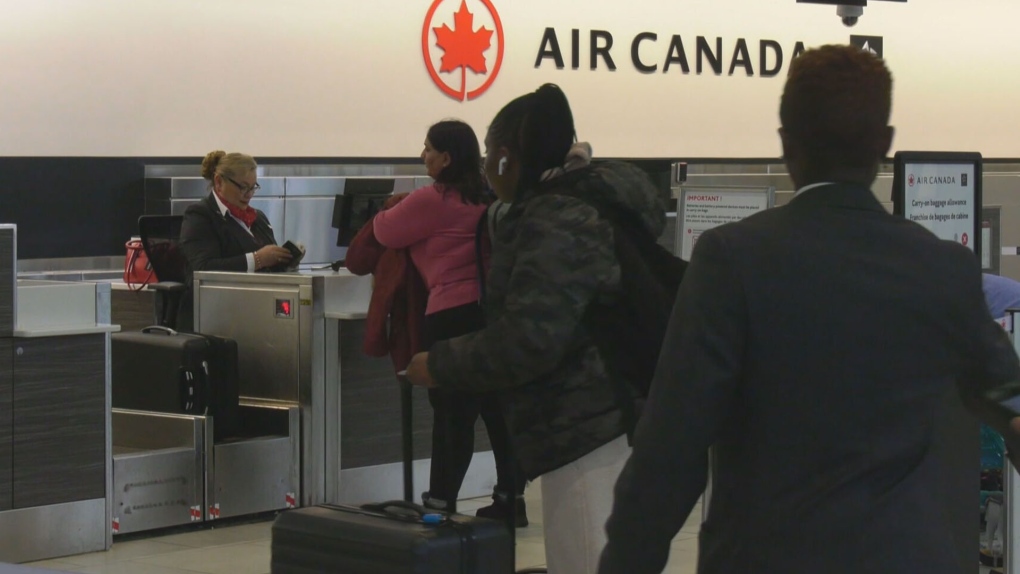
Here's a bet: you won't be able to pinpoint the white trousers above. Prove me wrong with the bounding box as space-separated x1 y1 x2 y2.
541 435 631 574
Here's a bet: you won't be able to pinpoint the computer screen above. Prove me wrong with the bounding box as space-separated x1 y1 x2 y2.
332 178 395 247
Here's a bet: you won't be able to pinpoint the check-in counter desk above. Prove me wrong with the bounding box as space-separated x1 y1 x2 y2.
109 273 331 535
0 225 119 563
105 272 494 534
191 269 496 510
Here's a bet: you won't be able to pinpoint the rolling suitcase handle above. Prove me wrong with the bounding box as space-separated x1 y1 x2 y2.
349 501 451 529
360 500 435 519
396 371 414 503
394 372 540 573
141 325 179 336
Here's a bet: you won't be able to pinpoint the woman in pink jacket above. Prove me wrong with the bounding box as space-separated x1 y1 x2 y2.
373 120 527 525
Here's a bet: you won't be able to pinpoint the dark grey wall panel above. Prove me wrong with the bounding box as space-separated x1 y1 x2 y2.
0 158 150 259
12 335 105 508
339 319 432 468
0 157 672 260
111 289 155 333
0 338 12 510
0 157 412 259
339 320 492 469
0 228 13 336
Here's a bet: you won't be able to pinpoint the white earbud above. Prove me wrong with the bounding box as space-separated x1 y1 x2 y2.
498 157 508 176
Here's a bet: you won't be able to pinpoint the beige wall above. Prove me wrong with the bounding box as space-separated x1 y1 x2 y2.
0 0 1017 157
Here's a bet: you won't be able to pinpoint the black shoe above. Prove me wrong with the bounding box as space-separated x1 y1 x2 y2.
476 493 528 528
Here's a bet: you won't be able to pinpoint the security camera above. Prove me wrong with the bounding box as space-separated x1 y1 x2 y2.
837 4 864 26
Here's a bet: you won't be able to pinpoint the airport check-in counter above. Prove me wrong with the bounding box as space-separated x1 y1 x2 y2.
113 166 502 535
192 270 360 510
112 267 497 535
191 269 497 510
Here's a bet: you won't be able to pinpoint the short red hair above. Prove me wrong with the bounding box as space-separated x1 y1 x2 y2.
780 45 893 171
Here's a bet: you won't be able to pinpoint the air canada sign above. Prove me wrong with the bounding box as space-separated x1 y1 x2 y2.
422 0 504 102
423 1 810 102
535 29 806 77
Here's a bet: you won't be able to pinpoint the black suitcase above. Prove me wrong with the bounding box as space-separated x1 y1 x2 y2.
271 501 513 574
111 325 241 440
271 374 536 574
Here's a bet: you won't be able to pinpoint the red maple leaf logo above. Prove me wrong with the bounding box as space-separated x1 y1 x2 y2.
433 1 493 101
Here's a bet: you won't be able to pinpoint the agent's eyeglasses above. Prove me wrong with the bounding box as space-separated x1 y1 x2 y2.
226 176 260 195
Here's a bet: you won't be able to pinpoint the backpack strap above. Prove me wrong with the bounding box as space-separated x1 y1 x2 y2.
587 210 645 442
540 188 646 440
474 201 511 307
474 209 489 305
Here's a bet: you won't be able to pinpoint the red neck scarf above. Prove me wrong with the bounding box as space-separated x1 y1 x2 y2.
214 190 257 228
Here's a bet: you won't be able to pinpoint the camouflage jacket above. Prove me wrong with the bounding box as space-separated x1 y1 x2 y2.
428 161 667 479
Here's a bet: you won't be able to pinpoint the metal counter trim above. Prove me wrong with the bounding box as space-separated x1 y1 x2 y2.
0 498 107 563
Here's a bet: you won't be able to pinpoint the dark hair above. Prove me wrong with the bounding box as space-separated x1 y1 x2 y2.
427 120 488 205
780 45 893 173
488 84 576 194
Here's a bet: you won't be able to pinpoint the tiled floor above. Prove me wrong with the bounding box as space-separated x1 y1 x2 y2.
25 481 703 574
20 489 1007 574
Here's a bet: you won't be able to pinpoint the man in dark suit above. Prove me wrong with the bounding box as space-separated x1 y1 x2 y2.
598 45 1020 574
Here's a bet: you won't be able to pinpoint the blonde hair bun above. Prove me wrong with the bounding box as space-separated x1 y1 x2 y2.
201 150 227 180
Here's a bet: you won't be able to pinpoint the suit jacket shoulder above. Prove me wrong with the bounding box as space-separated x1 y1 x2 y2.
180 193 265 273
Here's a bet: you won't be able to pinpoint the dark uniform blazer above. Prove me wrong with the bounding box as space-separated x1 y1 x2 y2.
601 183 1020 574
179 193 277 272
176 193 279 330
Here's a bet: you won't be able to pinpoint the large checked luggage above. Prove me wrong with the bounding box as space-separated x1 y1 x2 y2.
111 326 241 440
270 374 531 574
271 501 514 574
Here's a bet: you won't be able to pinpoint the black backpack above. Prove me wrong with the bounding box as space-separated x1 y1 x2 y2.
572 192 687 399
474 185 687 426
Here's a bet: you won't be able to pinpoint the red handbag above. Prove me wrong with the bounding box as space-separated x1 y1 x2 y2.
124 238 158 291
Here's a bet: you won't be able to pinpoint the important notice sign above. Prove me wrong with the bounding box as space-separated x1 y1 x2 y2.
902 163 977 251
678 187 772 260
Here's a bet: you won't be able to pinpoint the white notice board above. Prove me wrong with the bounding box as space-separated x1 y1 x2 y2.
893 152 982 260
901 164 977 250
675 186 775 260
